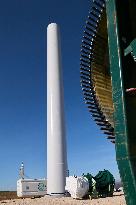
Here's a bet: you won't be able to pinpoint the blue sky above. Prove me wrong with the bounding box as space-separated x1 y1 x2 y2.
0 0 119 190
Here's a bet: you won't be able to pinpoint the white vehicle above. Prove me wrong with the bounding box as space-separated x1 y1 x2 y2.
17 178 47 197
114 180 123 192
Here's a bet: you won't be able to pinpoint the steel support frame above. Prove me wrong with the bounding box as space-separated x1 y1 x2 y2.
106 0 136 204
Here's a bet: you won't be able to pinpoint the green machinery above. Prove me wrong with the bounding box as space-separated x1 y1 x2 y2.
80 0 136 204
84 170 115 198
94 170 115 197
83 173 96 196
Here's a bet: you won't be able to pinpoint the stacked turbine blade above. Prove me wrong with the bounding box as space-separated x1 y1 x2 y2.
80 0 115 143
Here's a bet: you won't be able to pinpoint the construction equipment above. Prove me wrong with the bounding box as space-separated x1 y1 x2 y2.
82 173 96 196
17 179 47 198
94 170 115 197
83 171 114 198
80 0 136 204
80 0 114 143
17 163 47 197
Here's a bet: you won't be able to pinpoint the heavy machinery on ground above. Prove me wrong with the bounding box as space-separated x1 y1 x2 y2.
83 170 115 198
94 170 115 197
80 0 136 204
82 173 96 196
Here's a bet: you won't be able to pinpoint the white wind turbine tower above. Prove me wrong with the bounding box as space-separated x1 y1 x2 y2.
47 23 68 196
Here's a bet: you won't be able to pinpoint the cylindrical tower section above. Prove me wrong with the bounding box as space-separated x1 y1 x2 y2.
47 23 66 196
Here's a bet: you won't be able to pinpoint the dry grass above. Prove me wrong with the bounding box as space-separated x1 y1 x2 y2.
0 192 18 201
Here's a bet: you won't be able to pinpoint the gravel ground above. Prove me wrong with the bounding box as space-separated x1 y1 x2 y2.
0 192 126 205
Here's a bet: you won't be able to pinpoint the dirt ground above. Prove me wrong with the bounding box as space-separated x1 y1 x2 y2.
0 192 126 205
